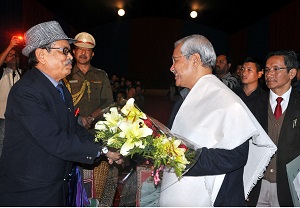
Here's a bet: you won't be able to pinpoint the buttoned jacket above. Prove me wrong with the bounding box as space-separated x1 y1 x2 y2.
0 67 100 206
247 89 300 206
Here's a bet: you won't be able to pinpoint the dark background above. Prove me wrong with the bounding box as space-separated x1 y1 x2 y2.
1 0 299 89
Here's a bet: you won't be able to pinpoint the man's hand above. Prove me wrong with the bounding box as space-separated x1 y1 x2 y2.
80 116 92 129
106 150 124 165
10 36 22 48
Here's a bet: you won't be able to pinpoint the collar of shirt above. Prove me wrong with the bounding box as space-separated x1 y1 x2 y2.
269 86 292 113
39 69 62 87
73 64 94 75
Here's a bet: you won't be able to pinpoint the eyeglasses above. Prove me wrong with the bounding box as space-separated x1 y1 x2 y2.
263 66 292 74
48 47 71 56
172 54 189 64
7 53 19 57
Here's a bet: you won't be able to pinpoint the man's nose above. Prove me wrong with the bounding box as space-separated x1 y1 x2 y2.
170 65 175 73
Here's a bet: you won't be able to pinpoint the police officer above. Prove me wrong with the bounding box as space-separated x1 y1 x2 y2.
64 32 116 202
65 32 114 130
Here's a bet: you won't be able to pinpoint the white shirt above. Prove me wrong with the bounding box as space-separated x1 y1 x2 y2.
269 86 292 114
0 67 22 119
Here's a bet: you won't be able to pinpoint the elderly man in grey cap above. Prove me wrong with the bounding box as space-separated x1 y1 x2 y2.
0 20 122 207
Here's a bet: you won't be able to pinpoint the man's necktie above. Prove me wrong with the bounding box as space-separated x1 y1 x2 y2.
56 84 65 102
274 97 283 120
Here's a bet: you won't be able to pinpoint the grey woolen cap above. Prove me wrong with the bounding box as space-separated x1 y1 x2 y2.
22 20 75 57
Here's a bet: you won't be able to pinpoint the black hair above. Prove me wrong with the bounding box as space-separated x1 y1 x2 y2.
266 50 299 71
242 56 264 72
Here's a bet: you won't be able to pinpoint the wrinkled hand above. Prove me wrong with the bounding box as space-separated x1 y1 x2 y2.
106 150 124 165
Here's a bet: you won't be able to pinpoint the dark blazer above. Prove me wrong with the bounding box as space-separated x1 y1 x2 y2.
185 140 249 206
232 85 266 120
247 89 300 206
167 95 184 129
0 68 101 206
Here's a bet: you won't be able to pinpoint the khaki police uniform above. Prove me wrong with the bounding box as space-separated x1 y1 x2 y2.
66 65 113 118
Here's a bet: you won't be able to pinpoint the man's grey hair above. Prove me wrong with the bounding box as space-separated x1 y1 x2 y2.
174 34 216 69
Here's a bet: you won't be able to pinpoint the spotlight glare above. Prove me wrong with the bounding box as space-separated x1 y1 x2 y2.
190 11 198 18
118 9 125 16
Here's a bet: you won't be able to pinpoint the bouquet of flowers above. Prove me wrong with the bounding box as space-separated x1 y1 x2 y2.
94 98 199 185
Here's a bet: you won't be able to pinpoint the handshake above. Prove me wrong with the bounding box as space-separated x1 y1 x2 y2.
102 146 124 165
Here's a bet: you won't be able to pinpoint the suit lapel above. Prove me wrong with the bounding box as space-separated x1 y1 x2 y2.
33 68 72 129
281 89 300 133
259 92 269 131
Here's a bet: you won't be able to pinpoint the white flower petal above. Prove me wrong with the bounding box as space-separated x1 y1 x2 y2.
120 139 134 156
134 140 145 149
94 121 107 131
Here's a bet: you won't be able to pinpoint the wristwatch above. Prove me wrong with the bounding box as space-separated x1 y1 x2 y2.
101 146 108 155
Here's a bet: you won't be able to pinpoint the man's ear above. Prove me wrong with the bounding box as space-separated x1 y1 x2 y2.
258 71 263 78
289 68 297 80
192 53 201 64
228 63 231 69
35 48 46 64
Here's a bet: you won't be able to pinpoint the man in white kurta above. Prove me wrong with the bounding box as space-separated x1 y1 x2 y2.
158 34 277 207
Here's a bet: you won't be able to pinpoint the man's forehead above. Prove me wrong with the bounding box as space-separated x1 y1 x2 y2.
217 55 226 60
173 44 182 54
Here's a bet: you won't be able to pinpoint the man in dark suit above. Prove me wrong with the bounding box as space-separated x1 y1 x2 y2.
247 50 300 206
0 20 122 206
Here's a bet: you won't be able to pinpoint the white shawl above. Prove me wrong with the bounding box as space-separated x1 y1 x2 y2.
159 74 277 207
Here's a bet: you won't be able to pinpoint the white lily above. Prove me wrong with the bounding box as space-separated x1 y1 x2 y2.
121 98 147 121
119 120 153 139
103 107 123 127
120 138 134 156
118 120 152 155
94 121 107 131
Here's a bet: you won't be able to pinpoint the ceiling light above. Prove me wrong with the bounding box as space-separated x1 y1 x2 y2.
118 9 125 16
190 11 197 18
